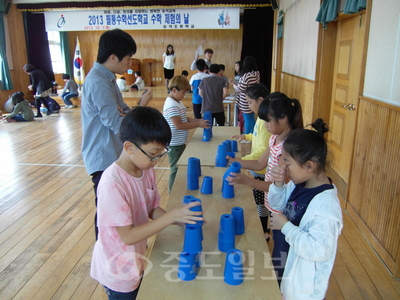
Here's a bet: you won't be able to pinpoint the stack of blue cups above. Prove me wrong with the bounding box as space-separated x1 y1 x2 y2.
218 214 235 252
222 162 241 198
202 111 213 141
215 143 228 167
179 197 204 281
187 157 200 190
230 140 238 152
231 207 245 235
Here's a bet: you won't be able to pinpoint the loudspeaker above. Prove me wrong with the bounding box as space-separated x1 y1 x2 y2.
270 0 279 10
4 1 12 16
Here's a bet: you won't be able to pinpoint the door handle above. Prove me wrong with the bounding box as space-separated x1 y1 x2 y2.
342 103 356 110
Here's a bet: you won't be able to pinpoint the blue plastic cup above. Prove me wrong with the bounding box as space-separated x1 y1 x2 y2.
218 214 235 252
216 144 228 167
183 225 203 254
227 152 235 159
182 195 195 204
187 157 199 190
189 198 203 226
224 249 244 285
222 162 241 199
196 158 201 177
195 252 201 268
230 140 238 152
223 141 231 152
202 129 211 142
201 176 213 194
178 252 197 281
231 207 245 235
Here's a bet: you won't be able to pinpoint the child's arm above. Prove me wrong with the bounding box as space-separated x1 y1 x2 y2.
226 172 273 192
116 201 203 246
170 115 210 130
227 145 270 171
222 86 228 100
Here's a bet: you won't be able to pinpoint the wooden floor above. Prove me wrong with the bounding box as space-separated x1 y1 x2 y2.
1 93 400 299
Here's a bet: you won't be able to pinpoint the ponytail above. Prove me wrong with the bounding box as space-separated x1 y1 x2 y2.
311 118 329 137
291 98 303 130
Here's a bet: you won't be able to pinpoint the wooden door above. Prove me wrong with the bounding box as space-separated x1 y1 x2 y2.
328 15 366 184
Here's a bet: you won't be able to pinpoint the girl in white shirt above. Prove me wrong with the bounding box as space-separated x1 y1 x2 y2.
163 44 176 92
268 119 343 300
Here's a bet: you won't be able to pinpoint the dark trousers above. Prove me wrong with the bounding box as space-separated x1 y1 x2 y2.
193 103 202 119
212 111 225 126
91 171 103 240
35 97 50 114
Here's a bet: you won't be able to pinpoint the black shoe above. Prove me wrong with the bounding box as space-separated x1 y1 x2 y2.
34 114 43 118
46 110 52 116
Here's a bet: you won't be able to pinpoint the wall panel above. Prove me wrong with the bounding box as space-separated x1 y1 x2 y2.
347 97 400 276
280 73 315 126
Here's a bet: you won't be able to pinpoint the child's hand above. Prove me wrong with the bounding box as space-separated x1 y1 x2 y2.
138 89 153 106
117 106 126 117
270 165 286 187
226 172 247 186
226 155 237 165
170 201 204 225
232 134 245 142
270 213 289 230
198 119 211 129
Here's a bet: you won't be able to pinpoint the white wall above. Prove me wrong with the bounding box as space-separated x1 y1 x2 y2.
280 0 320 80
363 0 400 106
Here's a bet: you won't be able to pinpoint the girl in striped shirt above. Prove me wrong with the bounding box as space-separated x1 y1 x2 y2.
226 92 303 281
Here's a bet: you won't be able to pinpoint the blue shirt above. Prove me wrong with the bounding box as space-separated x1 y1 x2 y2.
81 62 130 175
189 72 209 105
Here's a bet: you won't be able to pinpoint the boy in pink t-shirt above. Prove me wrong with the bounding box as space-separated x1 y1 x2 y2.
91 107 203 299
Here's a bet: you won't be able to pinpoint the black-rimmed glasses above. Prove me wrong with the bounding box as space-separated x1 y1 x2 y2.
129 140 169 162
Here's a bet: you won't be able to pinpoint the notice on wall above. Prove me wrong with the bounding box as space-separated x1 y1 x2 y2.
44 8 239 31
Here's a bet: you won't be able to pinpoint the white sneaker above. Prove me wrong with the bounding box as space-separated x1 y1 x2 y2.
63 105 69 108
67 105 75 108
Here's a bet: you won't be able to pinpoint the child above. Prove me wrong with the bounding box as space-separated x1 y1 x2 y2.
1 91 34 122
181 70 189 78
190 48 213 70
230 83 271 240
116 76 129 92
163 44 176 92
61 73 79 108
198 64 228 126
189 59 209 119
163 75 210 193
218 64 229 88
268 119 343 300
91 106 204 300
226 92 303 278
130 71 145 91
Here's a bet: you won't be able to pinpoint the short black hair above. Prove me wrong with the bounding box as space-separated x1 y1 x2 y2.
119 106 171 146
62 74 70 80
245 83 269 101
196 59 206 71
181 70 189 76
209 64 220 74
97 29 137 64
135 71 141 76
218 64 225 71
22 64 35 72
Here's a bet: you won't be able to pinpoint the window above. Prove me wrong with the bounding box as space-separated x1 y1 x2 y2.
48 31 65 74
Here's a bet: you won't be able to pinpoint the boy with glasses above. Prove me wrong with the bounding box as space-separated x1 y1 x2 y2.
91 106 203 300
